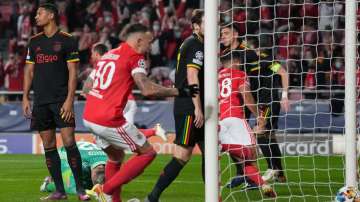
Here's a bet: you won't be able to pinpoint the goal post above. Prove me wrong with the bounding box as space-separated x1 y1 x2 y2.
345 0 358 189
204 0 220 202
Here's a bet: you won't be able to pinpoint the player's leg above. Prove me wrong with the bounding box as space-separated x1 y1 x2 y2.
146 115 199 202
257 103 285 182
51 103 89 200
32 104 67 200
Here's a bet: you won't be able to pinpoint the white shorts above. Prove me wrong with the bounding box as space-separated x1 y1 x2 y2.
123 100 138 124
83 120 146 152
219 117 256 146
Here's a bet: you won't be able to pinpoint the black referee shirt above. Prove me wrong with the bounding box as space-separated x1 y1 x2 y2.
26 30 79 106
174 33 204 115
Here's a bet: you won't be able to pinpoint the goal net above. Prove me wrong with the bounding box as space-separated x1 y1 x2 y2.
217 0 358 201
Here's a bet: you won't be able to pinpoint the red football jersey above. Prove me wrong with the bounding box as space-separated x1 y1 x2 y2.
83 43 147 127
219 67 248 120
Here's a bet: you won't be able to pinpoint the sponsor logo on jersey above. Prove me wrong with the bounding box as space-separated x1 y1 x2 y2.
36 54 59 64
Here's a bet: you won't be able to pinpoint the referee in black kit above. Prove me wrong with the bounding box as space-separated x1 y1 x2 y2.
146 9 205 202
22 3 90 201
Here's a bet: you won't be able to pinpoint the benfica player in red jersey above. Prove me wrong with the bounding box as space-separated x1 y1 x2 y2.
218 51 276 198
83 24 198 202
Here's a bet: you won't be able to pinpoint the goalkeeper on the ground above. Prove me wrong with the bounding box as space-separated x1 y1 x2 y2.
40 141 107 194
220 24 289 187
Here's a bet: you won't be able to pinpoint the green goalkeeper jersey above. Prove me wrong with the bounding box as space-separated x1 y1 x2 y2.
46 141 107 194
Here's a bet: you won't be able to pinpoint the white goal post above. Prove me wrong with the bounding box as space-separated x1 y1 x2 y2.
345 0 358 189
204 0 220 202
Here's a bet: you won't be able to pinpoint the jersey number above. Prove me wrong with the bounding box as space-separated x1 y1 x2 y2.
220 78 232 98
93 61 116 90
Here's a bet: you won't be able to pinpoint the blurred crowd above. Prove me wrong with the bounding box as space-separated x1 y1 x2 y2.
0 0 357 103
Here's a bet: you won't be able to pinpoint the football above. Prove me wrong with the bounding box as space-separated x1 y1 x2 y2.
335 186 360 202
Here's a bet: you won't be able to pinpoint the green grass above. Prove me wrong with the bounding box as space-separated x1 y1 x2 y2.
0 154 345 202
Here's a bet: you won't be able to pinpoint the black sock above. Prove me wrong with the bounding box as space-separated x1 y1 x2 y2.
148 157 186 201
269 137 284 176
257 134 274 169
44 147 65 194
65 144 84 194
197 141 205 182
231 155 244 176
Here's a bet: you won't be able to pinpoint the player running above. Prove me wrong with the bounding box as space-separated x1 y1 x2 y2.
219 51 276 197
82 23 198 202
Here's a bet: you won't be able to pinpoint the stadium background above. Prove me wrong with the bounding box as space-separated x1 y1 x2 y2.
0 0 358 201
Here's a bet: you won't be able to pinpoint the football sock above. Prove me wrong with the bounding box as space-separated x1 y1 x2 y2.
140 129 156 138
105 160 121 202
44 147 65 193
65 144 85 194
269 137 284 176
231 155 244 176
244 163 264 186
257 134 274 169
103 150 156 194
197 140 205 182
148 157 186 201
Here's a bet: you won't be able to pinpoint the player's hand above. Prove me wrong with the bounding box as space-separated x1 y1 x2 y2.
60 99 74 123
194 108 204 128
22 97 32 118
281 97 290 113
178 84 199 97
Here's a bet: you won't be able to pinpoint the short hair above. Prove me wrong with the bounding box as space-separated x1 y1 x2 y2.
221 23 240 35
39 2 59 24
191 9 204 26
120 23 149 40
92 43 108 56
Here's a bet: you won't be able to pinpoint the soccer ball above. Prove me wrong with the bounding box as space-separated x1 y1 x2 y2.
335 186 360 202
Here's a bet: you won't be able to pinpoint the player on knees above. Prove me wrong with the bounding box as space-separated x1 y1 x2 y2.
22 3 89 201
82 23 198 202
218 51 276 197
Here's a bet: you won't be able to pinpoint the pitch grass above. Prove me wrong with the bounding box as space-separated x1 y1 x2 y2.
0 154 345 202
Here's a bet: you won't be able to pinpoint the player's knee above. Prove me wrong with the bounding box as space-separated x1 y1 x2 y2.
173 145 192 163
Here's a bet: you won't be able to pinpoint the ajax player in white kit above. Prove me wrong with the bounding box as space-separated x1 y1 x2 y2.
82 24 199 202
219 51 276 197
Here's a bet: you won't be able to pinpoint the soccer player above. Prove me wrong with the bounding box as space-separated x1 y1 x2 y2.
40 141 107 194
220 24 289 184
145 9 205 202
218 51 276 197
22 3 89 201
83 43 167 141
82 23 198 202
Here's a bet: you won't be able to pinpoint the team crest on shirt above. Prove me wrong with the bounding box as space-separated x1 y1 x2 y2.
53 42 62 52
138 59 146 69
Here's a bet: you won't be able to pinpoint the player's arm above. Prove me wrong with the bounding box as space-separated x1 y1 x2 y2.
187 67 203 128
239 83 257 116
23 62 34 118
273 63 290 112
133 72 179 97
22 44 35 118
82 70 95 95
62 37 80 122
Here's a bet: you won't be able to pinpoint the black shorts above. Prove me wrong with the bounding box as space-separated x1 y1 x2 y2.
174 114 204 147
31 103 75 132
259 101 281 131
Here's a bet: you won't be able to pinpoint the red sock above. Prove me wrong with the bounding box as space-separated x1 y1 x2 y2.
103 150 156 194
140 129 156 138
105 161 121 202
244 163 264 186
